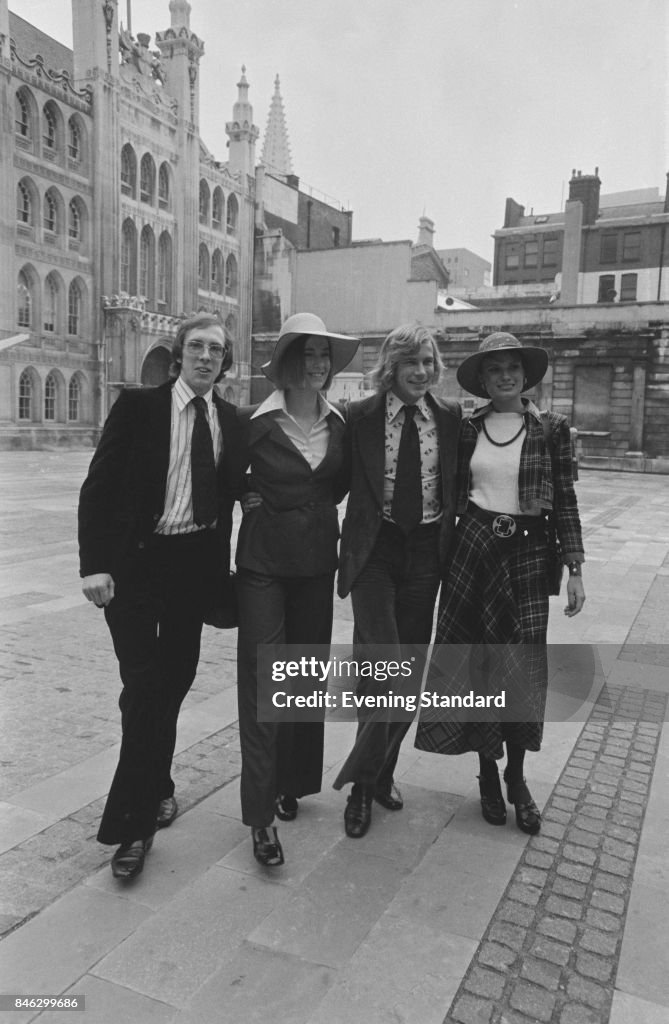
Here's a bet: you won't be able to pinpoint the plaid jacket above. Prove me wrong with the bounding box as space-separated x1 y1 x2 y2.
456 400 584 562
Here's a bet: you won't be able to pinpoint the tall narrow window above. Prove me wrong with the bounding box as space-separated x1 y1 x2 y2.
158 232 172 309
158 163 169 210
18 370 33 420
44 373 57 420
542 237 559 267
600 234 618 264
198 244 210 290
69 199 81 242
212 188 224 230
140 154 155 205
524 240 538 268
199 180 210 225
17 182 31 225
121 220 137 293
140 227 155 303
44 277 58 332
17 272 32 328
121 144 137 197
597 274 616 303
15 92 30 138
68 281 81 335
68 376 81 420
212 249 224 294
68 119 81 161
225 254 238 298
44 192 57 234
226 194 238 235
43 105 57 152
619 273 638 302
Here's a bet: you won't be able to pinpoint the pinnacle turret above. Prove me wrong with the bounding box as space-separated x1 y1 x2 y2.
261 74 293 177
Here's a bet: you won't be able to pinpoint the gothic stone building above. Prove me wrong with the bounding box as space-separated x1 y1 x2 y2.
0 0 257 448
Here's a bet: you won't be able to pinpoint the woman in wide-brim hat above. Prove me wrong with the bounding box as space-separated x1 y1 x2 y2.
235 312 359 867
415 332 586 836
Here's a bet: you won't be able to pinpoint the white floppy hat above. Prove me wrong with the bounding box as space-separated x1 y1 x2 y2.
262 312 360 383
456 332 549 399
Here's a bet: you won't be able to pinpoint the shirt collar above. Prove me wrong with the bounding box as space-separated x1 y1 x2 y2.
386 389 430 423
251 389 344 423
173 376 215 414
470 397 542 422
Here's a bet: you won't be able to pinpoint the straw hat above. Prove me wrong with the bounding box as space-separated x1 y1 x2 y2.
262 312 360 383
456 332 549 398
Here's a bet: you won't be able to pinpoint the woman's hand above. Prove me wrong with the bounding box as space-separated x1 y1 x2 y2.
240 491 262 514
564 576 585 617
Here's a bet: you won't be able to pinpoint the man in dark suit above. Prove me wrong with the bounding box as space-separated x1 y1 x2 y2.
334 323 461 837
78 313 244 879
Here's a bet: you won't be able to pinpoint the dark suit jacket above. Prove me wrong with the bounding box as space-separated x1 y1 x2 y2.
78 381 246 585
235 404 348 577
337 390 461 598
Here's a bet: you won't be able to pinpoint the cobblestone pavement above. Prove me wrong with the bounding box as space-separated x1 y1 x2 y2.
445 684 667 1024
0 453 668 1024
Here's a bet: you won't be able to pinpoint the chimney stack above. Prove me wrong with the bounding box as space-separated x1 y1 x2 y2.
568 167 601 226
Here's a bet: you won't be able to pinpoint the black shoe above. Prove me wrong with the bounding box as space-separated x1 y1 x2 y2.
252 826 285 867
477 773 507 826
344 785 373 838
156 796 178 828
374 783 404 811
274 794 298 821
504 773 541 835
110 835 154 880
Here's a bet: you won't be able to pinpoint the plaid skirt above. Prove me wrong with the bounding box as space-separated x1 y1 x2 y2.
414 510 550 760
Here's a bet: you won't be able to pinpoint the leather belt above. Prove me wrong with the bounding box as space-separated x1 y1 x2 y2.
466 502 545 539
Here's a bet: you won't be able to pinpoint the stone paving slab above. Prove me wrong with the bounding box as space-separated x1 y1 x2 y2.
442 682 668 1024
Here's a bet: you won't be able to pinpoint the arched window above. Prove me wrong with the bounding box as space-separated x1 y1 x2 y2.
121 219 137 293
198 243 210 290
18 370 33 420
44 191 58 234
17 271 32 328
17 182 32 225
140 153 156 204
43 104 57 152
15 92 30 138
211 249 224 294
68 376 81 421
225 253 238 298
212 187 224 230
158 163 170 210
69 198 81 242
68 118 81 162
226 194 239 235
68 281 81 335
199 179 210 225
225 313 237 342
44 276 58 332
44 373 57 420
140 226 155 303
158 231 172 309
121 144 136 197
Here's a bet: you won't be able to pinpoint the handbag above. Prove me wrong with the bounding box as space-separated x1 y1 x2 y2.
541 413 565 596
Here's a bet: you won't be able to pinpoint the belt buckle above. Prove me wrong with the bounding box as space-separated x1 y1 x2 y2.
492 514 516 538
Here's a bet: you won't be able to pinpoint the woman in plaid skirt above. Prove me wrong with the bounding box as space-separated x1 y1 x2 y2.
414 333 586 834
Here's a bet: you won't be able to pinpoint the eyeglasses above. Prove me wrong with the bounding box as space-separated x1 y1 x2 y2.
184 340 226 358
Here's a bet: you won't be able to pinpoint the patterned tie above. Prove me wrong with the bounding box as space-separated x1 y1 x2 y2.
191 396 217 527
391 404 423 534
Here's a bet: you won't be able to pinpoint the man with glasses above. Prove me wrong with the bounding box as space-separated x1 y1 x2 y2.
78 313 244 879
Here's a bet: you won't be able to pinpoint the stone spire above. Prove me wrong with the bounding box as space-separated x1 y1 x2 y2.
261 74 293 176
226 66 259 178
169 0 191 28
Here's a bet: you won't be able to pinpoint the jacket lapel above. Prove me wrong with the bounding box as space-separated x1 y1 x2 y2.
356 393 386 503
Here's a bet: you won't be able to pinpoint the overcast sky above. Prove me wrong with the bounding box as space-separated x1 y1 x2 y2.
9 0 668 263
